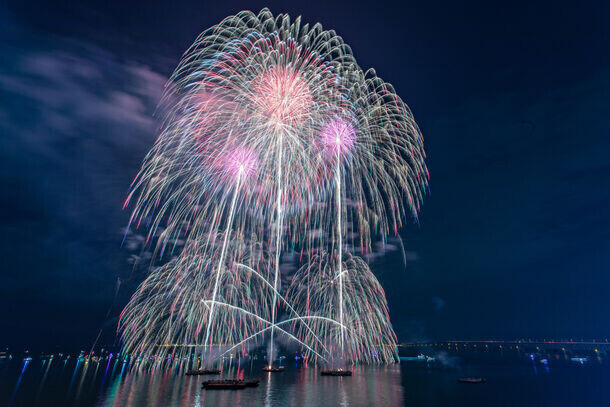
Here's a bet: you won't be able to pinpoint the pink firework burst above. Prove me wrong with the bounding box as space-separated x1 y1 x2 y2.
223 147 258 179
320 118 356 156
251 66 314 128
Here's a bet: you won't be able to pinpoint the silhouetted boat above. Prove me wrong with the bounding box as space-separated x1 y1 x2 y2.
185 369 221 376
320 369 352 376
243 379 260 387
202 379 259 389
262 365 285 372
457 378 486 383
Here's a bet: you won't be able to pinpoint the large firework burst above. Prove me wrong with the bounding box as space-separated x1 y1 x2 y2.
119 8 428 365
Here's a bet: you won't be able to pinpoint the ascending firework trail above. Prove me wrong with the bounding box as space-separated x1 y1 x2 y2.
203 149 250 354
321 118 356 359
269 133 283 367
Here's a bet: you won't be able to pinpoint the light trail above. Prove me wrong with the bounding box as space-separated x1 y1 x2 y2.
269 133 284 365
335 125 345 357
203 170 243 352
202 300 337 361
235 263 330 353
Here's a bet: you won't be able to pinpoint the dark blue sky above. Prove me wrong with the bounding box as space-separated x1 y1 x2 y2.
1 0 608 349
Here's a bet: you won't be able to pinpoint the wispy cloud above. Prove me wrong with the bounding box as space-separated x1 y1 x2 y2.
0 12 166 317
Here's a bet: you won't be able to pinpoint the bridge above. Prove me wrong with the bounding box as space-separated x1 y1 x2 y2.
399 340 610 355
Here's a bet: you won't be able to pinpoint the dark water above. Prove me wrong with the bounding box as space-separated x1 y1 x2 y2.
1 351 608 406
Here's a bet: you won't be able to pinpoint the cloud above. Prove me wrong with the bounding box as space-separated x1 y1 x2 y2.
0 10 167 333
0 49 164 162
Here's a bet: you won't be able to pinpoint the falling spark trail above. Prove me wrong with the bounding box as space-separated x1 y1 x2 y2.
335 143 345 357
236 263 329 352
200 300 327 358
204 171 242 353
216 309 347 362
270 134 283 365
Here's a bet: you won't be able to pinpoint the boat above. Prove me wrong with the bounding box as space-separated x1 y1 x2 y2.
202 380 248 390
185 368 221 376
320 369 352 376
570 357 588 364
201 379 259 389
457 378 486 384
262 365 285 372
243 379 260 387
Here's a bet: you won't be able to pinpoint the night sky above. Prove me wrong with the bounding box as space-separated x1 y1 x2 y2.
1 0 608 350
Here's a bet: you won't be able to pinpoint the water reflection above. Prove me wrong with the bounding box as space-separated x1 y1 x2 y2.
5 347 608 406
2 356 405 407
8 359 29 405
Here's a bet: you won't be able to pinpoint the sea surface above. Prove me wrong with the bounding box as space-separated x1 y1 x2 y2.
1 347 608 406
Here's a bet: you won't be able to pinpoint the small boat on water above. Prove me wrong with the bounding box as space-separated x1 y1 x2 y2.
243 379 260 387
320 369 352 376
202 379 259 389
185 369 221 376
262 365 285 372
457 378 486 384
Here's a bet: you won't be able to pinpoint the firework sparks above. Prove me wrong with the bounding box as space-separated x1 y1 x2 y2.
119 8 428 366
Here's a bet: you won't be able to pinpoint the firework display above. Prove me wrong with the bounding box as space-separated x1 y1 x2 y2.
119 8 428 366
287 252 398 364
